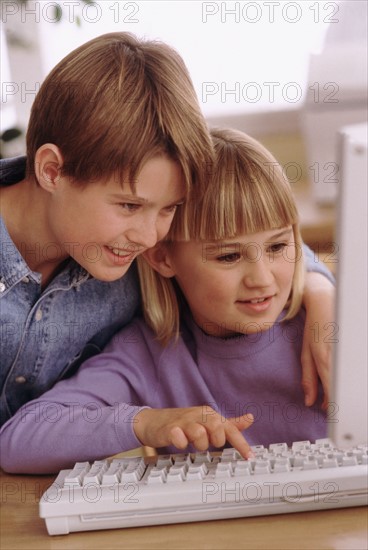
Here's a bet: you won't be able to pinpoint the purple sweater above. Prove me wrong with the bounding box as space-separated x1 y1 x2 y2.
0 310 327 473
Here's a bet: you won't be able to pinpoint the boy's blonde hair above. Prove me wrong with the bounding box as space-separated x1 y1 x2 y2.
26 32 212 194
138 128 305 345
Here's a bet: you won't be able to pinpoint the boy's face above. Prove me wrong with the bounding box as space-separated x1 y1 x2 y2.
47 155 185 281
165 227 297 337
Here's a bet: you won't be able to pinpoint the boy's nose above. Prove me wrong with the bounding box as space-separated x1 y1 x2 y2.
126 216 162 251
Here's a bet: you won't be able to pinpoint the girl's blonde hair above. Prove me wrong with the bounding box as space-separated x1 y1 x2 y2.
138 128 305 345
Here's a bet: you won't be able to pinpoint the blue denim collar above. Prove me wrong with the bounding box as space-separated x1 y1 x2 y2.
0 215 90 293
0 215 36 289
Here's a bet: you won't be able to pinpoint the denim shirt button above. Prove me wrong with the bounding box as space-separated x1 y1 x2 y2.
35 308 43 321
22 276 30 283
15 376 27 384
0 282 6 292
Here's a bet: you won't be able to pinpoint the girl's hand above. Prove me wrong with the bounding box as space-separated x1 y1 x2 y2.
302 271 335 408
133 406 254 459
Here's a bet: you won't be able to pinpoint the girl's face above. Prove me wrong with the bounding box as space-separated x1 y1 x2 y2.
166 227 297 336
45 155 185 281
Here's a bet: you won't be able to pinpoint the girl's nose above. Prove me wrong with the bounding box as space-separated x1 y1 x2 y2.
242 258 273 288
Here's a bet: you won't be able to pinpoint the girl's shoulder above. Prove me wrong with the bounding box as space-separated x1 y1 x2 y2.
107 314 183 361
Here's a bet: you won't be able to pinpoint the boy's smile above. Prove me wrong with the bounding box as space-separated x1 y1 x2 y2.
44 154 185 282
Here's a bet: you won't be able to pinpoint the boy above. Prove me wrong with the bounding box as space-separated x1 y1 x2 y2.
0 32 213 426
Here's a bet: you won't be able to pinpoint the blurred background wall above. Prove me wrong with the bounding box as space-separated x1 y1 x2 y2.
1 0 367 253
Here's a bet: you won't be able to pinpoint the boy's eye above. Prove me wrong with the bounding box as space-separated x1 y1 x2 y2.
165 201 185 214
217 252 241 263
163 204 179 214
120 203 141 212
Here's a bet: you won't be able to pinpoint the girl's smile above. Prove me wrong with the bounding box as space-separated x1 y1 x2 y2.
160 226 297 337
236 294 275 314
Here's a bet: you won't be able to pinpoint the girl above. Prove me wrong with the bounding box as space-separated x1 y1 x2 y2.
0 129 330 473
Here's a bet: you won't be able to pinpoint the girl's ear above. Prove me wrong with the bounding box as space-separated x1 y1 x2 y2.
143 243 176 278
34 144 64 192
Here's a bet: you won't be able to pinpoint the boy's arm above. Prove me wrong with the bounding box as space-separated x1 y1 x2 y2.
302 244 335 407
303 243 335 284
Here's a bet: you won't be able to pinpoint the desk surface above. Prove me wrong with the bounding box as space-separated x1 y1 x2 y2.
1 470 367 550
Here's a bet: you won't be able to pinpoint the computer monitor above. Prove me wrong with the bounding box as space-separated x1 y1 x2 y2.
329 122 368 447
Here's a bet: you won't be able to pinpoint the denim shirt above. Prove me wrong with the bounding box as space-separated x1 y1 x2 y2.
0 157 140 425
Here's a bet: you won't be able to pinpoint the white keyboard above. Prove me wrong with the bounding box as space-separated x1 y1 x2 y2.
39 439 368 535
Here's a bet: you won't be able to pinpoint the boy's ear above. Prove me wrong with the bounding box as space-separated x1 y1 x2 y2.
34 144 64 192
143 243 176 278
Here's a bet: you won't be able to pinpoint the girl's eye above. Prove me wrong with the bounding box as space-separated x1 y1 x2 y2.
217 253 241 263
268 242 288 254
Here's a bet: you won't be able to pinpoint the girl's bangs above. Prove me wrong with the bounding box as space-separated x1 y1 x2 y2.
167 172 298 242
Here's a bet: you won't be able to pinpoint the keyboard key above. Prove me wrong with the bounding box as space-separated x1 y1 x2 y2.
302 457 319 470
156 455 173 468
166 465 187 482
102 462 125 484
233 461 252 475
292 440 311 452
251 445 265 456
186 465 208 480
315 438 333 448
121 460 146 482
254 460 271 474
352 448 366 462
269 443 288 454
221 449 241 462
193 451 213 464
83 461 108 484
360 453 368 465
291 455 305 468
215 463 233 478
331 451 344 465
273 458 291 472
173 454 192 465
322 457 339 468
147 468 167 484
342 455 358 467
64 462 90 486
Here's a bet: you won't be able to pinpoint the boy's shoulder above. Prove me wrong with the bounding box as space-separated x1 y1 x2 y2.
0 156 27 186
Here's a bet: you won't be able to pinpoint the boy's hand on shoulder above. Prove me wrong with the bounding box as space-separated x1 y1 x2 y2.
133 407 254 459
302 272 335 408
